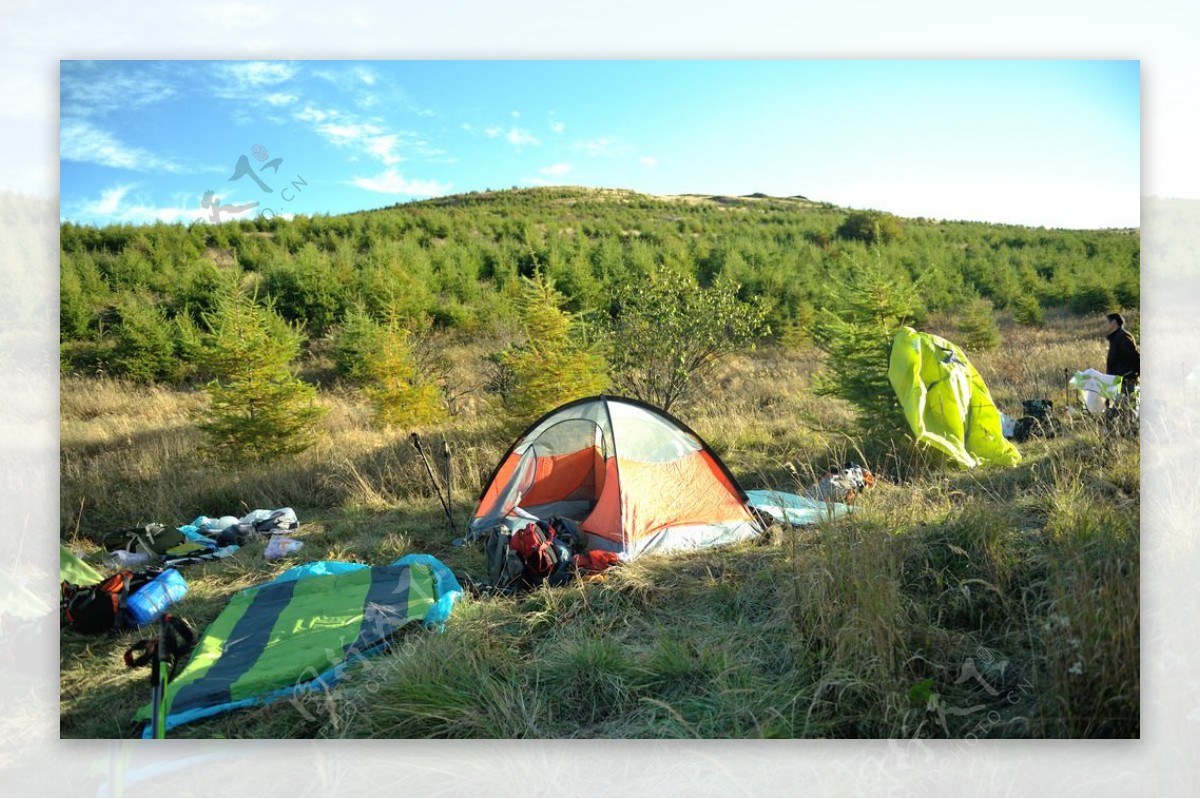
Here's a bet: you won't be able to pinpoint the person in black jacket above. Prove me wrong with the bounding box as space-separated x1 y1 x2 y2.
1104 312 1140 395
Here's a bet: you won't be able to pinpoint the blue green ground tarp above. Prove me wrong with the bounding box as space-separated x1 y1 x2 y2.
134 554 461 736
744 490 853 526
888 327 1021 469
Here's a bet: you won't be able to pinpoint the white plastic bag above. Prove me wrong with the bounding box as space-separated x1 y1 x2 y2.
264 534 304 560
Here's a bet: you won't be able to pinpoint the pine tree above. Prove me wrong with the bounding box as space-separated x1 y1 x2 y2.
195 287 326 460
362 323 446 429
332 305 446 428
958 296 1002 351
811 258 915 441
1013 293 1045 327
498 273 608 424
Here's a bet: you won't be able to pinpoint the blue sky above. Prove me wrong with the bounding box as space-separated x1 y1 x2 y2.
59 60 1140 229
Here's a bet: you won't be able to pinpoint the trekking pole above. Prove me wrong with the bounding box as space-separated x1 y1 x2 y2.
411 433 453 530
441 435 456 532
151 625 168 739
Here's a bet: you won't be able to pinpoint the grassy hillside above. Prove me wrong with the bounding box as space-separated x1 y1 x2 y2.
59 305 1139 738
59 187 1139 384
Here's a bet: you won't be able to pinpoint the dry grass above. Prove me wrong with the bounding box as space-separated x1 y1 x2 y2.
58 315 1139 738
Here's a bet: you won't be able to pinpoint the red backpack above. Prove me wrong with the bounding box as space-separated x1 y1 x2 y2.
510 522 562 579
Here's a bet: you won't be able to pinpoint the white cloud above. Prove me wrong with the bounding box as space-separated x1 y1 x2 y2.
539 163 573 176
216 61 298 93
74 185 219 225
318 122 383 146
294 105 334 123
484 126 504 138
507 127 540 147
551 121 566 134
349 168 451 196
60 120 184 173
358 69 376 85
93 184 132 215
296 104 450 169
639 156 658 167
573 137 627 157
264 92 297 107
60 64 175 118
366 134 403 165
511 110 521 118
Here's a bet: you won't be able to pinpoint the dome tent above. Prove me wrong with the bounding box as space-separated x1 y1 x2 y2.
470 396 762 559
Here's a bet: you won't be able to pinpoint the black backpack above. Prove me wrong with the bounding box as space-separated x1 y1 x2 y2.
99 523 185 558
61 569 160 634
1013 399 1059 443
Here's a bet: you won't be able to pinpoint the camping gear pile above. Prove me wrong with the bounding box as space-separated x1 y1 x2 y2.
468 516 621 595
61 544 190 635
889 327 1021 468
95 507 300 569
805 463 875 503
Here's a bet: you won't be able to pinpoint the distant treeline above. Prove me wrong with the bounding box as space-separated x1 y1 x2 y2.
60 187 1140 383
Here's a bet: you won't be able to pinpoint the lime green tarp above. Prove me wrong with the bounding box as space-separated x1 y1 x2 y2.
60 545 103 586
888 327 1020 469
133 554 460 736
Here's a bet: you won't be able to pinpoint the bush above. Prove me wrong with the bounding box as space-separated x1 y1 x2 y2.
607 270 768 413
362 324 446 429
836 211 905 245
110 298 183 383
333 306 446 428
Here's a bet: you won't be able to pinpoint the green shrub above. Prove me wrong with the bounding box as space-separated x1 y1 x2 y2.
836 210 905 245
110 298 183 383
334 306 446 428
362 323 446 429
607 269 768 413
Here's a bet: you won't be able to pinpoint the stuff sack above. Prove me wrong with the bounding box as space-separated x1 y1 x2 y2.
807 463 875 504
